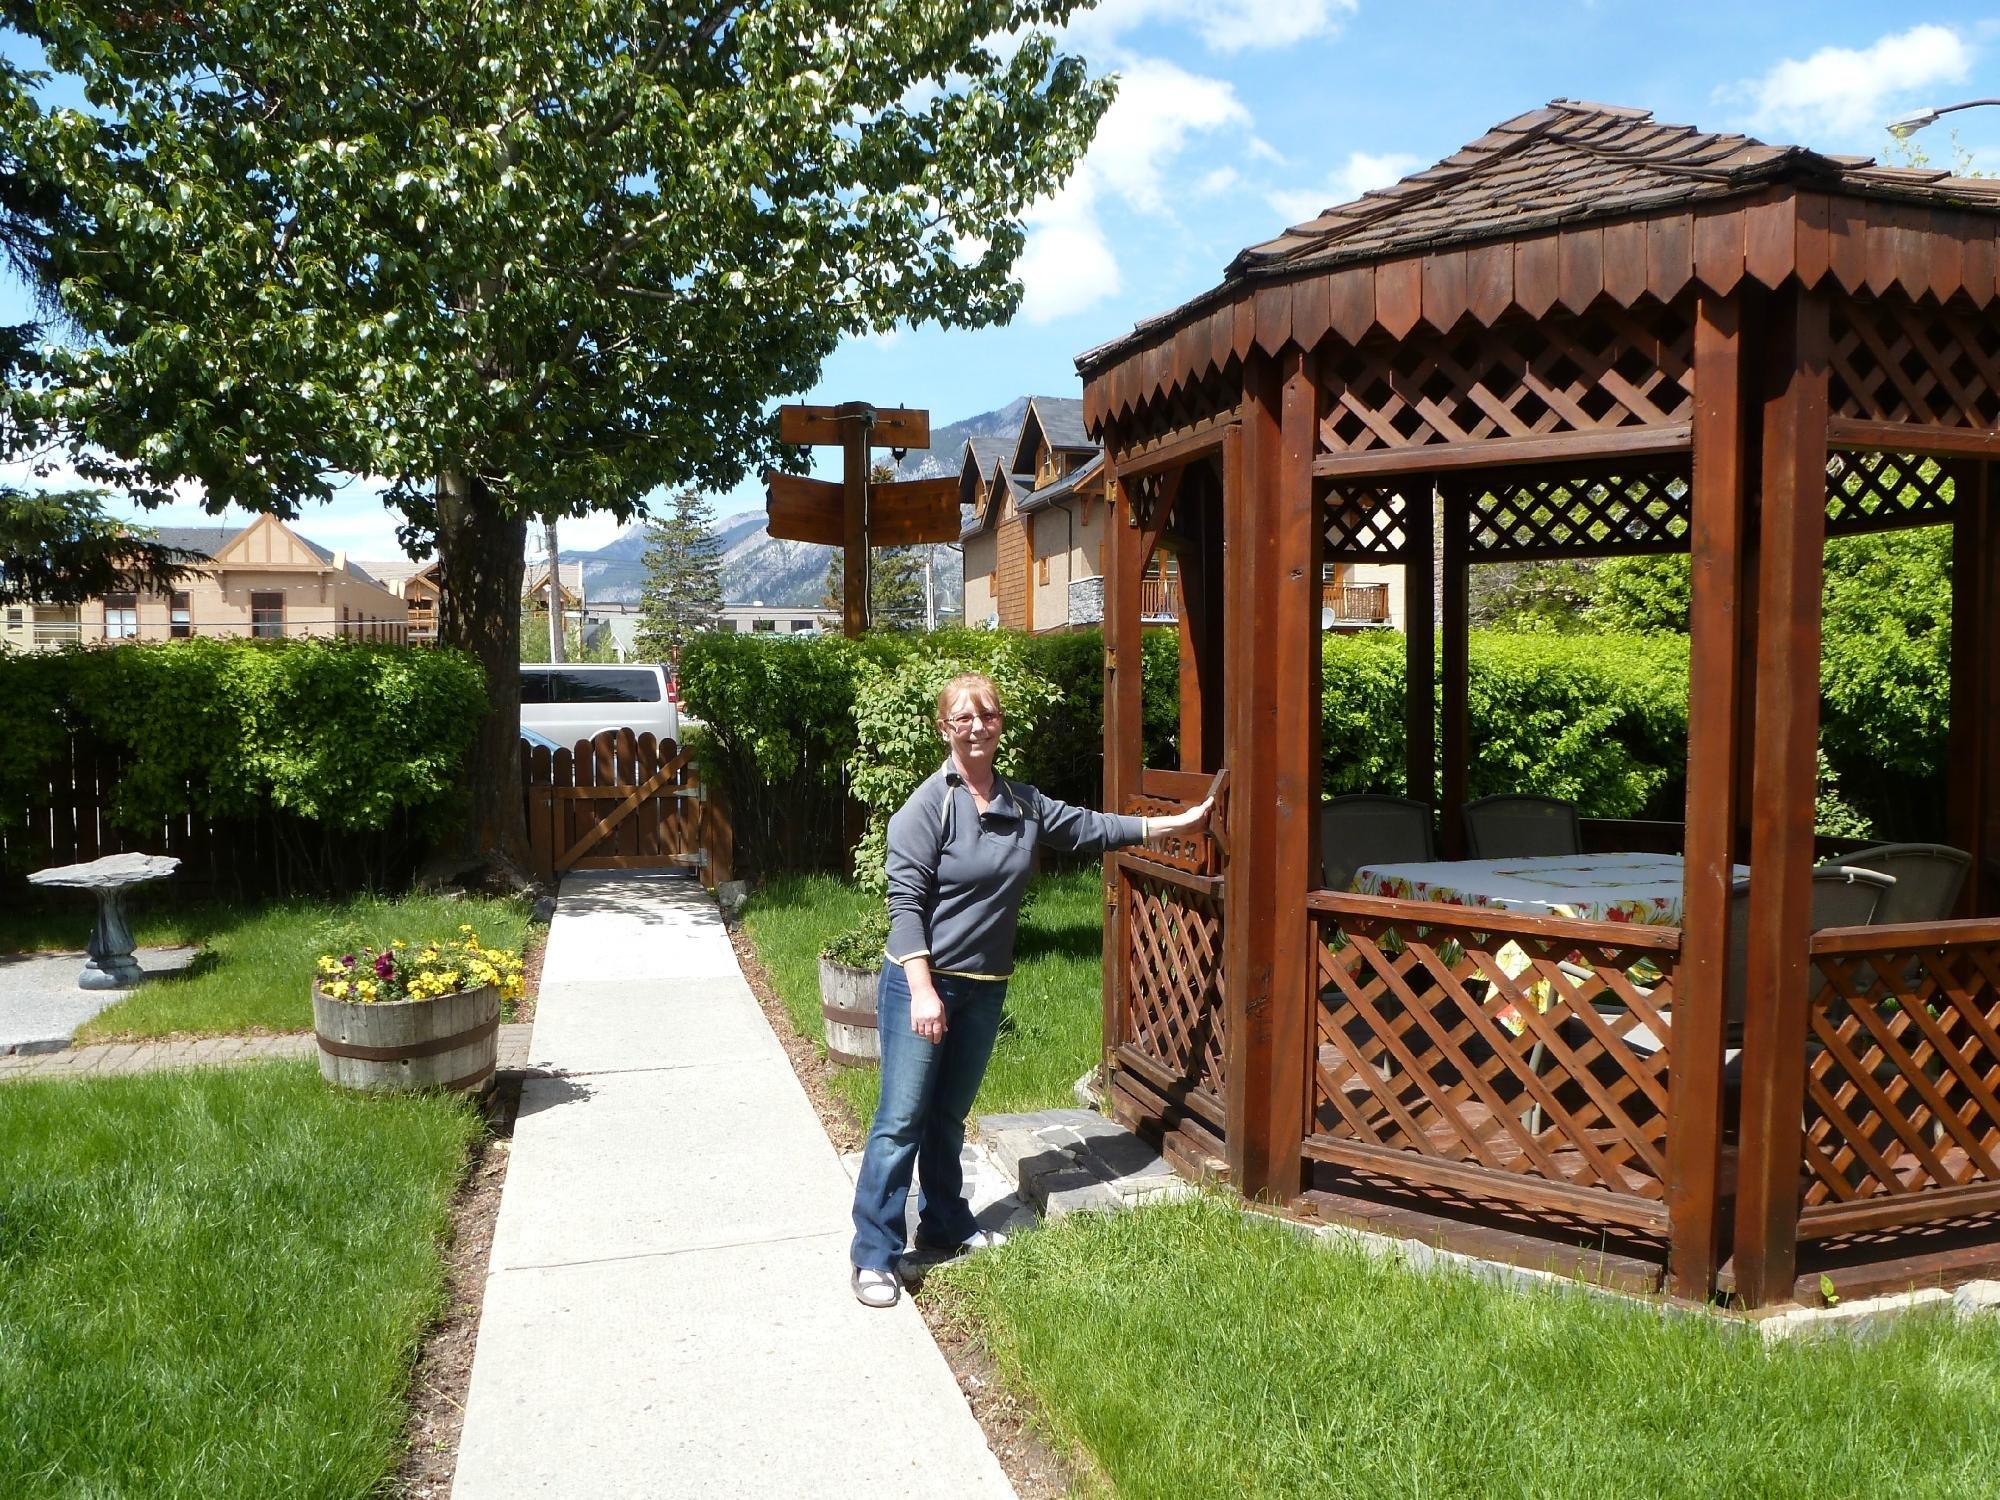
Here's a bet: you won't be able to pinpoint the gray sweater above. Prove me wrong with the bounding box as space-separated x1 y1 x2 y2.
885 761 1148 979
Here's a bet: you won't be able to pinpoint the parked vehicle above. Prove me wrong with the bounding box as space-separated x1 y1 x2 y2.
519 663 680 747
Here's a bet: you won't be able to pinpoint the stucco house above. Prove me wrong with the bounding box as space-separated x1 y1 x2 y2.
5 515 410 650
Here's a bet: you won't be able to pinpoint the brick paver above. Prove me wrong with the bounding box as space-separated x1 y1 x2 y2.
0 1023 534 1085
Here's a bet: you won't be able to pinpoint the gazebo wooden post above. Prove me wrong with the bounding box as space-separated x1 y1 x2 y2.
1101 455 1139 1068
1731 286 1831 1308
1439 483 1471 858
1670 290 1752 1299
1949 461 1997 914
1404 485 1437 812
1221 349 1318 1200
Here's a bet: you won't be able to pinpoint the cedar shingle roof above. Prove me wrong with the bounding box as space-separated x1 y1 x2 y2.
1236 99 2000 276
1079 100 2000 379
1018 451 1104 516
145 525 238 557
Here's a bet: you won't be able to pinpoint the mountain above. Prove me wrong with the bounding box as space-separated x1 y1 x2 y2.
556 397 1049 610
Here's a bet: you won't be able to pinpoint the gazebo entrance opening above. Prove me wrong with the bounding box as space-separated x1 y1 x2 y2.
1085 101 2000 1309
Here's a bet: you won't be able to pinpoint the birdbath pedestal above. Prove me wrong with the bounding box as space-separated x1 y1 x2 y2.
27 853 181 990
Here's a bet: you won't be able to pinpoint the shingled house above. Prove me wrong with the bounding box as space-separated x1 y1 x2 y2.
5 514 410 649
960 394 1401 633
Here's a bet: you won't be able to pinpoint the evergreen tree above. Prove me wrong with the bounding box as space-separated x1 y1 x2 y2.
636 490 725 661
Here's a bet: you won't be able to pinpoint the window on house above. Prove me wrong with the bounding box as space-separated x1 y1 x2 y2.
790 620 813 632
104 593 139 640
5 607 21 627
170 592 192 637
250 591 285 639
752 618 777 633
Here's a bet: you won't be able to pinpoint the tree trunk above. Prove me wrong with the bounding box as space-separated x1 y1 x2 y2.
436 469 533 878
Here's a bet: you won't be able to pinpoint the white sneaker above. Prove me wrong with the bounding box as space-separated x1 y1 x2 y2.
851 1266 901 1308
915 1226 1009 1257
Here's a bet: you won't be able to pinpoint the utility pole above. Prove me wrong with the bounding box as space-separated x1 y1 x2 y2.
923 548 936 632
545 520 565 663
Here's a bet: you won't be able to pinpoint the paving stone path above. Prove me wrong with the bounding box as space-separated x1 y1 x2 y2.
0 1023 536 1084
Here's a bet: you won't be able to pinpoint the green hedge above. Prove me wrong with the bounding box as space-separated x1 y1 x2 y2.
1321 632 1691 818
679 626 1179 877
0 640 486 888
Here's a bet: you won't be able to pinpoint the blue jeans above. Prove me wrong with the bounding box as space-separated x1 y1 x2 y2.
849 960 1007 1272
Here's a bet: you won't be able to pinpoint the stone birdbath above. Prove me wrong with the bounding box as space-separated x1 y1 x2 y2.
28 852 181 990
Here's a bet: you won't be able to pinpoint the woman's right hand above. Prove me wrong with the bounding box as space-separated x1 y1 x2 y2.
910 988 948 1045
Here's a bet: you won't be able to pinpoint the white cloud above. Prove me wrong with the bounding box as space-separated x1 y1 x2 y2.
1732 24 1974 140
1196 165 1241 196
1017 180 1123 324
1087 58 1250 214
1266 150 1423 225
1012 58 1247 323
1065 0 1356 55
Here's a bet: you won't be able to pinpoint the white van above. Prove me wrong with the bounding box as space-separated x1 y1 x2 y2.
519 663 680 748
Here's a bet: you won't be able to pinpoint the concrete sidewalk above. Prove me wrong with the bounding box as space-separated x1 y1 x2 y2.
452 872 1014 1499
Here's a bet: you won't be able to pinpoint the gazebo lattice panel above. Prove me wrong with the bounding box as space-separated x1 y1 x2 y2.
1308 897 1678 1233
1828 293 2000 433
1798 930 2000 1234
1119 859 1226 1112
1823 450 1954 536
1460 469 1692 558
1322 484 1414 559
1313 300 1694 456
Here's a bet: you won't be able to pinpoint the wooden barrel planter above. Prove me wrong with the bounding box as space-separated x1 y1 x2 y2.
312 983 501 1095
818 959 881 1067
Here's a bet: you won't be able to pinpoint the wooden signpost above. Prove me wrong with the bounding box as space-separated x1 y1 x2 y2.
765 401 959 636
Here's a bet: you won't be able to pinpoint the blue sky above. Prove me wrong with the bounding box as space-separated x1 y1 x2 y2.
7 4 2000 560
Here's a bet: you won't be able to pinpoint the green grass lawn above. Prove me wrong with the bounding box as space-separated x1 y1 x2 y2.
57 891 534 1042
935 1194 2000 1499
742 867 1104 1125
0 1062 480 1500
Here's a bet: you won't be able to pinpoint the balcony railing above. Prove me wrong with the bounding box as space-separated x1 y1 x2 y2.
1133 577 1389 625
1324 581 1389 623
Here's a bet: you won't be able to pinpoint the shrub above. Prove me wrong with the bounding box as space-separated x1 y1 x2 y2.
847 632 1058 896
0 639 486 887
677 631 911 877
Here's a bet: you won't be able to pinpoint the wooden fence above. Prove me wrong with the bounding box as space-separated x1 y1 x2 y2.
520 730 732 887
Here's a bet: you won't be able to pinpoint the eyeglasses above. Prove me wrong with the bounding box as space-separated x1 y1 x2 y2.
944 711 1003 730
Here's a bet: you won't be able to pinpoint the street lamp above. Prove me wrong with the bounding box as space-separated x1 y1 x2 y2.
1887 97 2000 141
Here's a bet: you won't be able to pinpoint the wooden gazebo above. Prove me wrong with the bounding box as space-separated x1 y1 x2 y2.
1083 101 2000 1308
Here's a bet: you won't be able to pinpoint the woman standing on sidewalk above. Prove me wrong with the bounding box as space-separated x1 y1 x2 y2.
850 671 1211 1307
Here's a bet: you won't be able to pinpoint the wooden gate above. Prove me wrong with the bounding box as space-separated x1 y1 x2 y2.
521 730 730 886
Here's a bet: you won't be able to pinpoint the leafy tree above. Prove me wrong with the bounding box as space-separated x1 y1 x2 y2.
0 489 199 604
7 2 1112 871
1588 554 1690 633
518 607 620 665
635 489 724 661
823 546 928 631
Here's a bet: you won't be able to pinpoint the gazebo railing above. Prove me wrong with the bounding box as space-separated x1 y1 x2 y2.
1798 918 2000 1239
1107 849 1227 1169
1305 891 1680 1237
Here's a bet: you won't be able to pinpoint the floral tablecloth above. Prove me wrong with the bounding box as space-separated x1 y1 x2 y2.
1349 852 1744 1034
1351 851 1744 929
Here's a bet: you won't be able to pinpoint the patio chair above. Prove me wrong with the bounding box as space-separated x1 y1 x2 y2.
1462 794 1583 860
1320 794 1436 891
1816 842 1971 926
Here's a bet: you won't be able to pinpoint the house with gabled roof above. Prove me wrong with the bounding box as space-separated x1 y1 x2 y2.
958 394 1402 633
6 514 413 650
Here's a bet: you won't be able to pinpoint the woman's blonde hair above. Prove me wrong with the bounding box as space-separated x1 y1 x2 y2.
936 672 1002 724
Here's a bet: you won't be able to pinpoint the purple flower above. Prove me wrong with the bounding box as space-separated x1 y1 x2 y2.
340 954 357 969
374 950 395 980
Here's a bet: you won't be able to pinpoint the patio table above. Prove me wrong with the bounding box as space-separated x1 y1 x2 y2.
1348 851 1746 1038
1349 850 1746 929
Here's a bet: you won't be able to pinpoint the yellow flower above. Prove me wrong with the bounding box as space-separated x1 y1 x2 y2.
327 979 351 999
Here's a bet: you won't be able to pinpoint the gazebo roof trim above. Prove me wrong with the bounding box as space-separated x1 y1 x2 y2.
1076 100 2000 382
